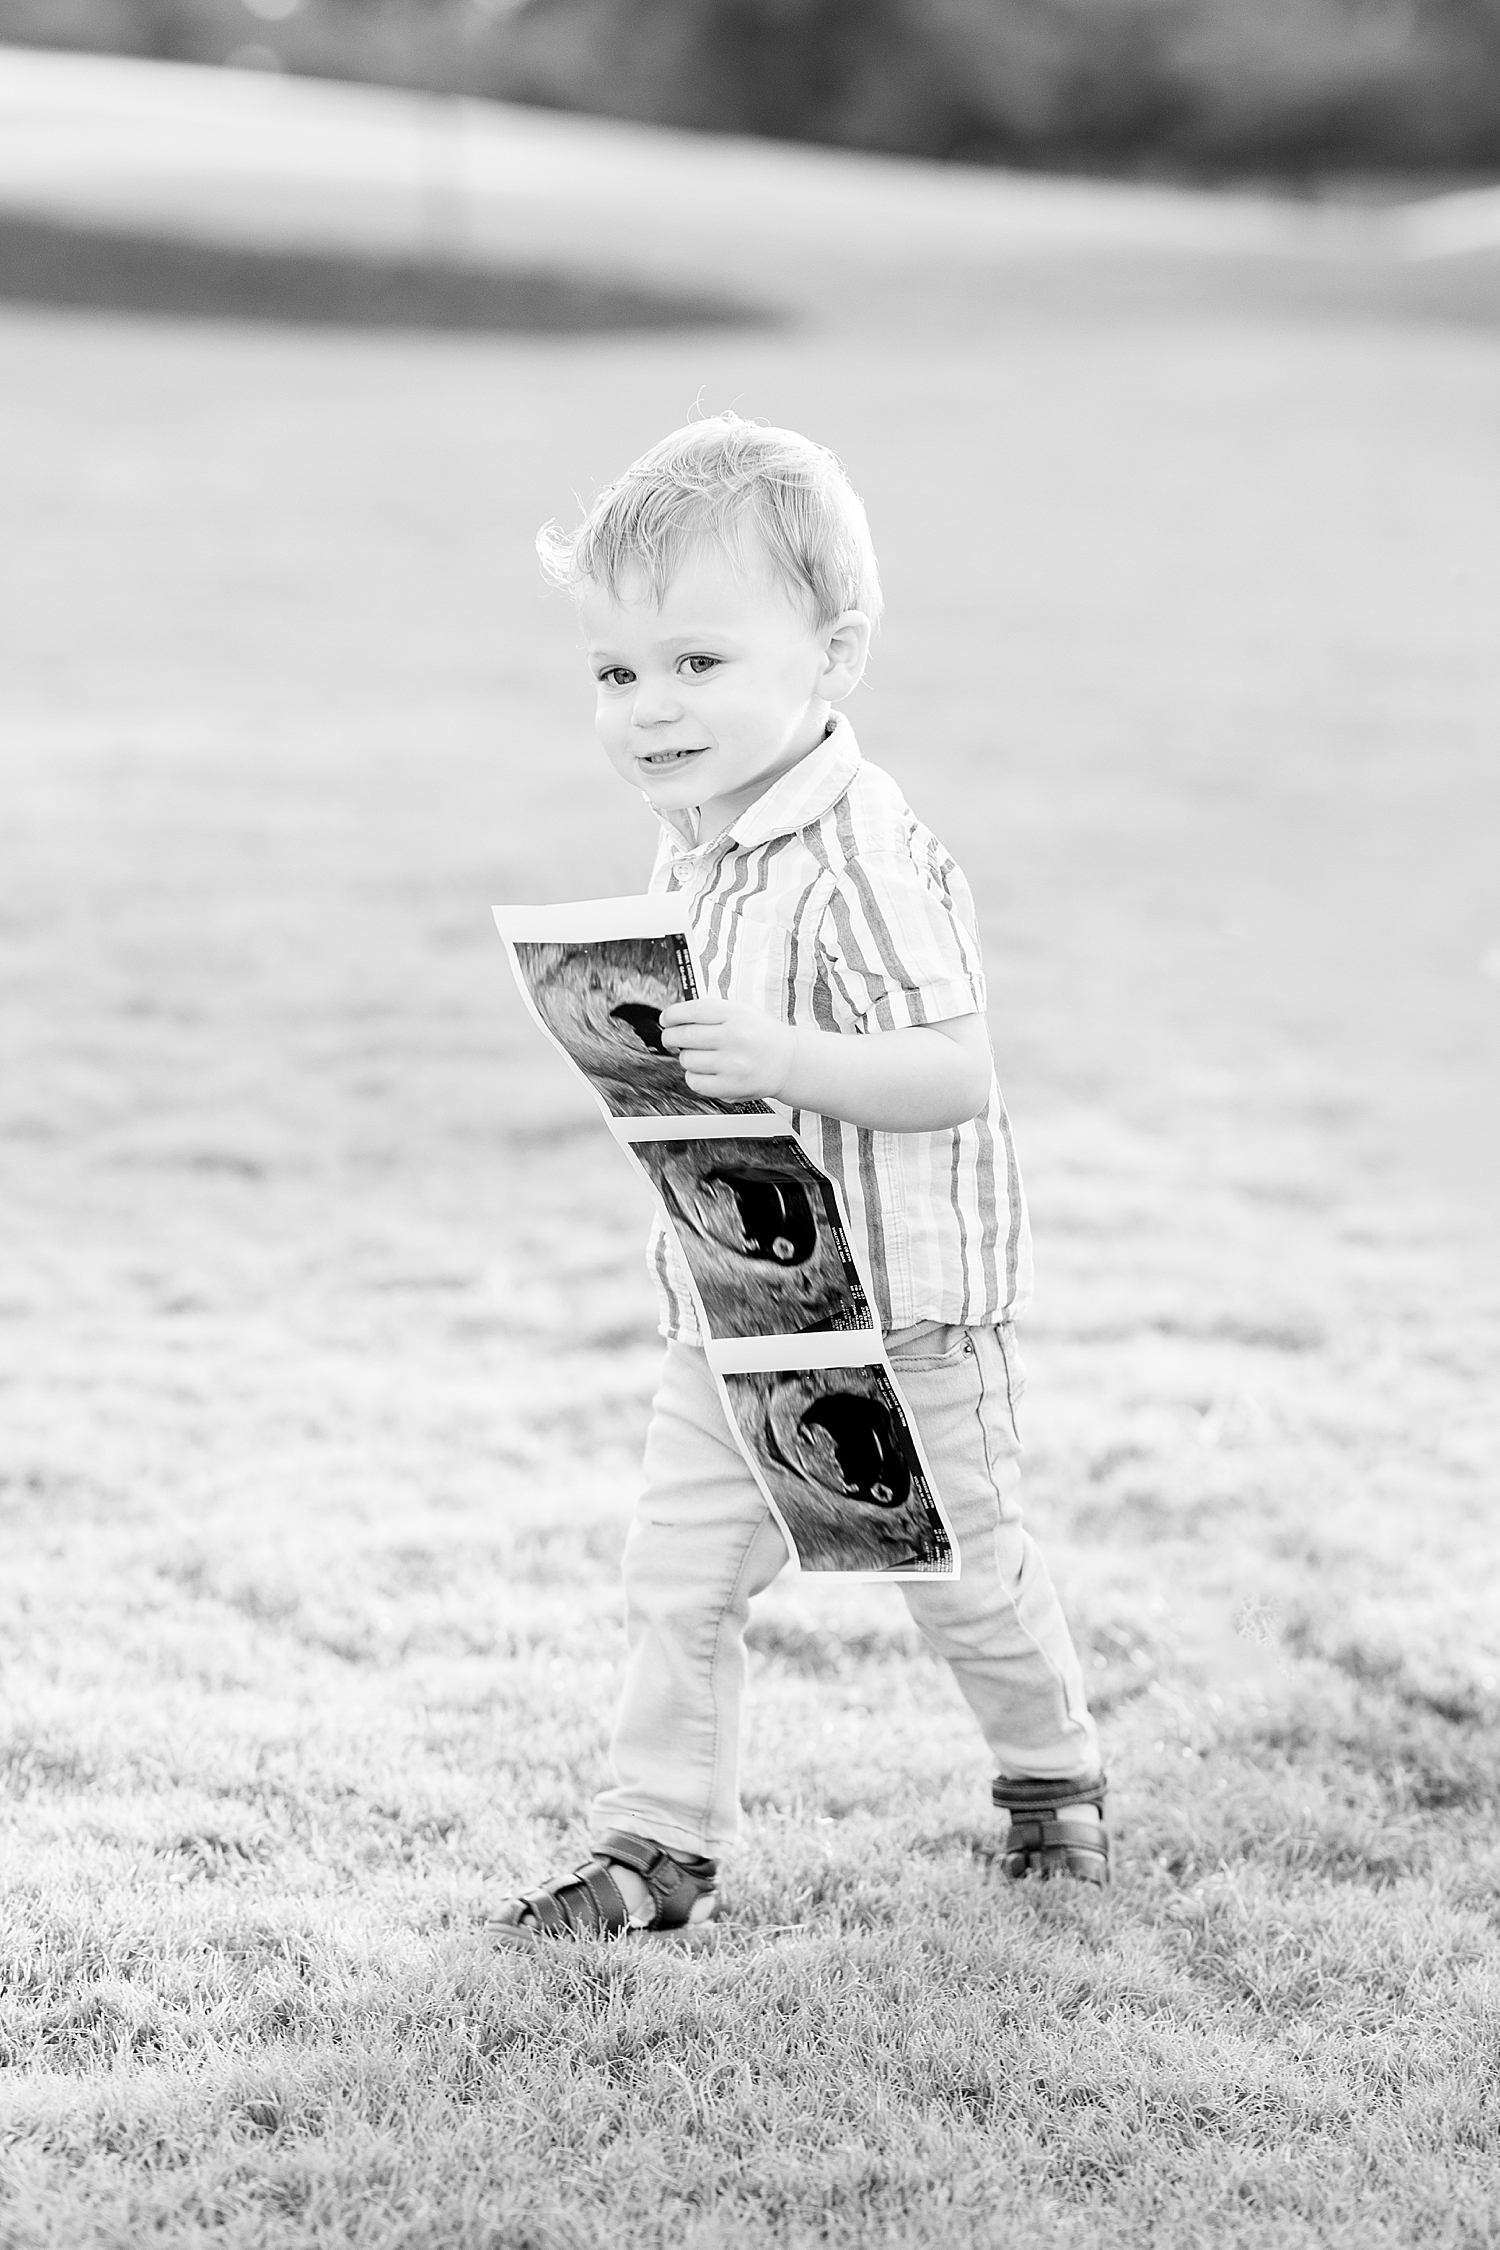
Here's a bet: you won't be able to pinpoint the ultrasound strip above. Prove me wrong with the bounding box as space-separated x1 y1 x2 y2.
494 895 958 1579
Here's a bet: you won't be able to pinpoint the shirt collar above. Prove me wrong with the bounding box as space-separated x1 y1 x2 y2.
658 711 862 862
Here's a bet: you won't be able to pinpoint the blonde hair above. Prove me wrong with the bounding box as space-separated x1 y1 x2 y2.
537 413 883 627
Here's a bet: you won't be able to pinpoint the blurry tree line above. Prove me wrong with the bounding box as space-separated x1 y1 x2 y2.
7 0 1500 170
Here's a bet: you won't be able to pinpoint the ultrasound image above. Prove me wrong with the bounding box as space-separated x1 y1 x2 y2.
634 1136 873 1337
513 936 768 1117
723 1365 953 1574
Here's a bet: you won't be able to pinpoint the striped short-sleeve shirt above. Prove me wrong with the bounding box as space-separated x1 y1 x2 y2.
647 713 1032 1341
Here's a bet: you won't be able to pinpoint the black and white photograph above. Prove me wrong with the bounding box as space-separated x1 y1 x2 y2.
4 3 1499 2245
630 1132 874 1338
721 1364 954 1576
509 933 766 1118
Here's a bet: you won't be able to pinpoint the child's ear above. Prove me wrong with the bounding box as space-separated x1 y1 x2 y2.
821 609 872 699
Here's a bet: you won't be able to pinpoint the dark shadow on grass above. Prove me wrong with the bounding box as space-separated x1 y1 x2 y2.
0 212 772 332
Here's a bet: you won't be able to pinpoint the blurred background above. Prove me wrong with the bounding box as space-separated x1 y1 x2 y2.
8 0 1500 173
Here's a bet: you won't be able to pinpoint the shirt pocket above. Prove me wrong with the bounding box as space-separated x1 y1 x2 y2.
718 883 818 1013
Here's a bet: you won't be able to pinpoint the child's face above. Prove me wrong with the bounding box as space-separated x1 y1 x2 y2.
579 542 850 834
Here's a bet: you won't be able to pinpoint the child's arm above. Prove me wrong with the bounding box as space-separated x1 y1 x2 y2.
658 999 992 1132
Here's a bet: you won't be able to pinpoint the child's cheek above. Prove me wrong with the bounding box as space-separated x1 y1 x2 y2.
596 711 631 768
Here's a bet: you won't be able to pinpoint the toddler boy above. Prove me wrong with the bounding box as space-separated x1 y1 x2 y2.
490 416 1105 1944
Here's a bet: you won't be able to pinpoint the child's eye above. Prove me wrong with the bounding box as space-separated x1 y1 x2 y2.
596 666 634 688
679 655 720 676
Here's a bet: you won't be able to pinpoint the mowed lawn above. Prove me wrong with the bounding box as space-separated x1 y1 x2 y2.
2 206 1500 2247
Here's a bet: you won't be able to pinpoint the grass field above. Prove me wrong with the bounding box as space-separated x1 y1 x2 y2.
2 111 1500 2245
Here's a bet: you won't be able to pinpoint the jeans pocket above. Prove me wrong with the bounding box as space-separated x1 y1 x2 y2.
884 1321 975 1374
995 1323 1026 1398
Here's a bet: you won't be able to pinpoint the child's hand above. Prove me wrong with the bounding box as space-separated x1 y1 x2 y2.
658 1000 797 1102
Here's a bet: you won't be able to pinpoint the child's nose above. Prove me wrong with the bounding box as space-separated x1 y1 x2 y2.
629 676 684 726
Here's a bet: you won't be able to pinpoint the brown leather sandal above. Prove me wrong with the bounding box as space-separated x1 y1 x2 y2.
991 1772 1110 1885
485 1829 719 1947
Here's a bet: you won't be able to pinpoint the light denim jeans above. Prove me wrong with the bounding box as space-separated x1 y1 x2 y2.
590 1322 1100 1858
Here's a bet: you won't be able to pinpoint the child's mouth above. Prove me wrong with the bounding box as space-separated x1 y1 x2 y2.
639 747 704 770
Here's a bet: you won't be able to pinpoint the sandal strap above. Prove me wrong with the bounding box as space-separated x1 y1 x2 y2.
575 1860 631 1930
596 1829 717 1918
1005 1815 1110 1859
991 1769 1107 1817
515 1882 580 1937
511 1858 630 1938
